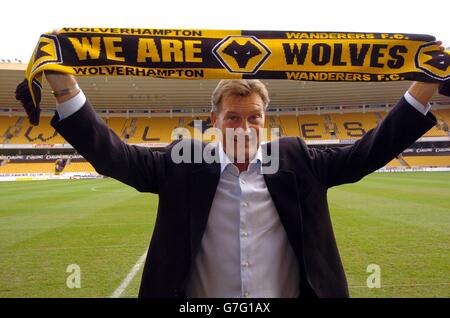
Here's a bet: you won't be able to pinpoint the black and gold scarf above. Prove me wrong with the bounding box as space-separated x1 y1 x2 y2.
16 28 450 125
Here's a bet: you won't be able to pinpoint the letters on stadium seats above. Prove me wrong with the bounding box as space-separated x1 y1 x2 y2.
141 127 161 141
24 126 58 142
343 122 366 137
300 123 322 139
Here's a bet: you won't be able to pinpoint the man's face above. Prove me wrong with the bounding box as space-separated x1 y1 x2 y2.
210 92 265 163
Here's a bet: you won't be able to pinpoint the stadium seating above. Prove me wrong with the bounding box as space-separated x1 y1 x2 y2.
385 158 404 167
0 161 96 174
278 116 301 136
1 108 449 175
1 116 66 144
328 112 380 140
1 109 449 144
296 114 334 140
404 156 450 168
63 162 96 173
436 109 450 123
0 162 56 174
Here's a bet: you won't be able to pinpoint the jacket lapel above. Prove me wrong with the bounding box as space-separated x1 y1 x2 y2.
263 169 308 258
188 162 221 261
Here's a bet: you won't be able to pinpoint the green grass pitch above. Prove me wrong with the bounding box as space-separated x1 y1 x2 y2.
0 171 449 298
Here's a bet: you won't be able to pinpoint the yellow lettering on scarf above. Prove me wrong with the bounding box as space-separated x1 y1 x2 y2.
136 39 203 63
137 39 161 62
103 37 125 62
161 39 184 62
184 40 202 62
68 37 101 60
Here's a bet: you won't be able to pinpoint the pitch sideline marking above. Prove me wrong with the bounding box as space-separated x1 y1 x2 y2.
111 249 148 298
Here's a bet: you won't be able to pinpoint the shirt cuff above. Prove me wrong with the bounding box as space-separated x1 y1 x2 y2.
56 90 86 120
404 91 431 115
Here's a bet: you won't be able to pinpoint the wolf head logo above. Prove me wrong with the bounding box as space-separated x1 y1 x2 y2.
415 42 450 81
222 40 262 69
213 35 271 74
423 49 450 72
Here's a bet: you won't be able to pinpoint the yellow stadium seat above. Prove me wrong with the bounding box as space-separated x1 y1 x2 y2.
63 162 96 173
297 114 332 140
385 158 404 167
404 156 450 167
0 163 56 174
1 116 66 144
329 112 379 140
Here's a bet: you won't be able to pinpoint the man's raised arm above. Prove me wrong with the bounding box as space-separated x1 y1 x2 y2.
46 72 169 193
305 79 440 188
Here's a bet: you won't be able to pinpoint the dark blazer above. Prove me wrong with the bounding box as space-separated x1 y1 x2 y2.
51 97 436 298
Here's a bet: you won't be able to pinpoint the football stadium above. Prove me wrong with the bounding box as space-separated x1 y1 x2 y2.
0 60 449 298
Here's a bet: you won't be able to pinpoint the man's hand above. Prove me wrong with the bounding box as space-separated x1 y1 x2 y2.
407 41 446 107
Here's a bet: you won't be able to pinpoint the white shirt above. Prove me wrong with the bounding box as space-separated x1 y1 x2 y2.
184 144 300 298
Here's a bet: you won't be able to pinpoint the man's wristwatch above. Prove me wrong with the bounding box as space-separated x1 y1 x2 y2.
52 84 80 97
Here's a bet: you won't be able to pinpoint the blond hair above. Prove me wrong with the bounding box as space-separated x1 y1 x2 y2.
211 79 270 113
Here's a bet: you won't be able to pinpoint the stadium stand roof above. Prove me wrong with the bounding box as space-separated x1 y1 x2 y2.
1 62 449 111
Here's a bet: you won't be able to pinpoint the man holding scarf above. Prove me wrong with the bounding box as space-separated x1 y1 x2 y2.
18 33 446 297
